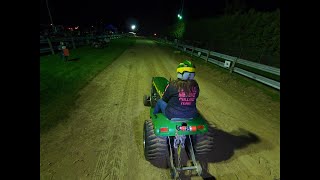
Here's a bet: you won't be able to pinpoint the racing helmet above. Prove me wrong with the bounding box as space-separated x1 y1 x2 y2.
176 60 196 80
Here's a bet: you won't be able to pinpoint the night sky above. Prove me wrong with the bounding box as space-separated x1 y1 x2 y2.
40 0 280 34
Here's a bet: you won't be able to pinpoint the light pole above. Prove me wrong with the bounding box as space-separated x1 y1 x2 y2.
177 0 184 21
45 0 57 33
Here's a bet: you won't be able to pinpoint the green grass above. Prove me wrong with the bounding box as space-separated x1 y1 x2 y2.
40 38 136 133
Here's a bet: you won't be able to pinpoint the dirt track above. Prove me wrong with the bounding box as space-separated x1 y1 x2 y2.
40 39 280 180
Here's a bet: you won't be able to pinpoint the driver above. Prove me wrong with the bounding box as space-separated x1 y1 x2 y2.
153 60 200 119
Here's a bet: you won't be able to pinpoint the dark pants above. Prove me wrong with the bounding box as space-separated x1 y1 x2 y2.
60 51 64 59
153 99 167 116
64 56 69 61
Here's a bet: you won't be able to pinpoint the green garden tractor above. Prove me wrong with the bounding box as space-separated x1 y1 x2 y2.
143 77 214 179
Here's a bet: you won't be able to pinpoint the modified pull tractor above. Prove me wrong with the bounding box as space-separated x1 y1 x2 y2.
143 77 214 179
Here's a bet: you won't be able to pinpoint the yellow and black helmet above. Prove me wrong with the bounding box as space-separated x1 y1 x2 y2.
176 60 196 80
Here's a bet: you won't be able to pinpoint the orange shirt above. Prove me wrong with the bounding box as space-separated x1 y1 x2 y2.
63 49 69 56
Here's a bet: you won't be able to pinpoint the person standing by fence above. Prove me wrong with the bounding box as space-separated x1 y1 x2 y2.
58 41 70 62
62 45 69 62
58 42 64 60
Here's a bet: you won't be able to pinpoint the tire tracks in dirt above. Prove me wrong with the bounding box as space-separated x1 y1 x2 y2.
92 45 170 180
93 58 134 180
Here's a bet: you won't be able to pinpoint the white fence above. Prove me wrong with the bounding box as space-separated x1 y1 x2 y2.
165 41 280 90
40 34 124 54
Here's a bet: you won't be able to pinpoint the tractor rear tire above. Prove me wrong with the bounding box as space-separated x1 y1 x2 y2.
143 120 169 168
192 126 214 155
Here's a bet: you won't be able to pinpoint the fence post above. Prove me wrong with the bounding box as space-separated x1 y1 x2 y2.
71 37 76 49
47 38 55 55
206 50 210 63
229 58 238 73
230 46 243 73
